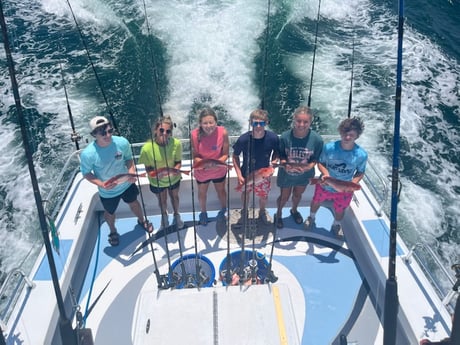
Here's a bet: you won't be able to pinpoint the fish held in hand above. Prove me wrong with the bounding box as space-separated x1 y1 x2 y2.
310 176 361 193
103 172 146 188
235 166 274 192
148 167 190 179
193 159 233 171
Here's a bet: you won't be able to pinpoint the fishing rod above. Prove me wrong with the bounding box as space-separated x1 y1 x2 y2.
249 127 258 285
259 0 272 110
0 2 78 344
188 115 203 288
224 149 232 285
158 122 188 288
383 0 404 344
149 119 173 288
347 38 355 119
307 0 322 107
58 61 81 150
64 0 119 133
239 121 252 285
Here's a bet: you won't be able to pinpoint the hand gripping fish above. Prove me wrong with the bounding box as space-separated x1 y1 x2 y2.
309 176 361 193
235 166 274 192
192 159 233 171
103 172 147 188
148 167 190 179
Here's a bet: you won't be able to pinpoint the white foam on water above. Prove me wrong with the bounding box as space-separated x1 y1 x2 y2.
282 0 460 269
141 0 269 131
0 0 458 279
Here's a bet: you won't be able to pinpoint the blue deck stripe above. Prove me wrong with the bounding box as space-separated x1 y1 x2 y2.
362 219 404 257
34 239 73 281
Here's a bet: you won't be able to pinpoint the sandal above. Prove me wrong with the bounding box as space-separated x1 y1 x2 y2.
290 209 303 224
275 214 284 229
108 232 120 246
199 212 208 226
138 219 154 234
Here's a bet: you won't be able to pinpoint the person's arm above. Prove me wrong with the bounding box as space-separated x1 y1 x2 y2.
232 153 245 186
219 128 230 162
317 162 329 180
84 172 106 188
190 130 202 165
352 172 365 184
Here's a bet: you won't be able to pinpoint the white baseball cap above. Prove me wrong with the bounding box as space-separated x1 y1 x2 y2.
89 116 110 133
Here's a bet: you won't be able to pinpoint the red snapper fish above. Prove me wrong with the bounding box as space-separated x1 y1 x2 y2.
148 167 190 179
192 159 233 171
310 176 361 193
235 166 274 192
103 172 146 188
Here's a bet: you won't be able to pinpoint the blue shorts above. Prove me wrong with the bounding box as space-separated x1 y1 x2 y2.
149 180 181 194
100 183 139 214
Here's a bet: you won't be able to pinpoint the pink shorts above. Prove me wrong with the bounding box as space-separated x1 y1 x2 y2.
312 184 353 213
244 178 271 198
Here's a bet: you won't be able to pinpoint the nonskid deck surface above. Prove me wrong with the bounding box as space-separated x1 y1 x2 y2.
79 206 379 345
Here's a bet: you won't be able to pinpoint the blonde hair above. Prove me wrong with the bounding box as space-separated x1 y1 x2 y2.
291 106 313 127
249 109 268 122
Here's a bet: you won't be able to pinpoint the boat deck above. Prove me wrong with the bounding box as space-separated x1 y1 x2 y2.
5 169 453 345
66 206 380 345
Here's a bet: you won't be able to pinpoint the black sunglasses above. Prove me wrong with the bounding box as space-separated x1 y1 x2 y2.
97 127 114 136
159 128 172 134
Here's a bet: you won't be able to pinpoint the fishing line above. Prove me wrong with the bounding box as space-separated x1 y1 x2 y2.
149 119 173 285
383 1 404 343
141 0 164 117
224 148 232 285
307 0 322 107
347 38 355 119
239 120 252 284
188 115 202 287
58 60 81 150
249 126 258 284
158 123 187 287
0 4 76 341
260 0 272 110
64 0 119 133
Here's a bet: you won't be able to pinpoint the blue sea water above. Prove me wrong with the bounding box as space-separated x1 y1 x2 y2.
0 0 458 287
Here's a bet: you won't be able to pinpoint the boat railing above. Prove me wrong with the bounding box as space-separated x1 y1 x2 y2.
0 268 36 325
0 135 391 327
403 243 458 313
42 149 82 219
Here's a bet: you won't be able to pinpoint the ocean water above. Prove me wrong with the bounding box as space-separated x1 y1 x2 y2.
0 0 458 288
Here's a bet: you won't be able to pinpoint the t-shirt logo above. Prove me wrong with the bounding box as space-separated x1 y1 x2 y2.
115 151 123 160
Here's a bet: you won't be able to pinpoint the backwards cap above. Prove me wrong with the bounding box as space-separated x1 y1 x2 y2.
89 116 110 133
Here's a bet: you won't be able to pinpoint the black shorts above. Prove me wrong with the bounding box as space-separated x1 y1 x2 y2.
100 183 139 214
149 180 181 194
196 175 226 184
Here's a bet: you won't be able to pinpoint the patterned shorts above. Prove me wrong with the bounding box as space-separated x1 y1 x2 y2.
243 178 271 198
312 184 353 213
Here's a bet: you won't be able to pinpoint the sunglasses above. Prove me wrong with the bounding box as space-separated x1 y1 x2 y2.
159 128 172 134
97 127 114 136
252 121 266 127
